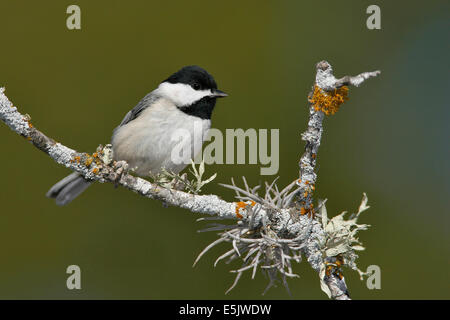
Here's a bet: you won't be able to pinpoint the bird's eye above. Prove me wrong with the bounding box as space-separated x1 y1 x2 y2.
192 83 201 90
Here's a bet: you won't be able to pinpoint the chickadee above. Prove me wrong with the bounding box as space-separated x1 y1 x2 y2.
47 65 227 205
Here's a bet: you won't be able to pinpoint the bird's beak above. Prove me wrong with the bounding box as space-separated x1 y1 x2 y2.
211 89 228 98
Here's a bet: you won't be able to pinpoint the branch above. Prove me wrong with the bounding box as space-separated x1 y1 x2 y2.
0 61 379 299
296 61 380 299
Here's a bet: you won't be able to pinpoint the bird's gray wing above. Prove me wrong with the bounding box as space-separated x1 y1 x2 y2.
117 91 160 127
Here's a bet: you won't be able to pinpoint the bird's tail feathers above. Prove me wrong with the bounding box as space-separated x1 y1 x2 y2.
46 172 92 206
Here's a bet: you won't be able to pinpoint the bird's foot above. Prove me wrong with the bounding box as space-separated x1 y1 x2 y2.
110 160 129 187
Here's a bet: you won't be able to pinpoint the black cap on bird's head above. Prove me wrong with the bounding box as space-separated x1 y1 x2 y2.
164 65 228 98
159 65 228 119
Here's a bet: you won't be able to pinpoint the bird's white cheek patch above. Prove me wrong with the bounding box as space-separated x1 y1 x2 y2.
157 82 211 106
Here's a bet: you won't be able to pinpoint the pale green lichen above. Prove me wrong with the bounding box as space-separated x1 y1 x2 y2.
100 144 114 165
150 160 217 194
317 193 371 298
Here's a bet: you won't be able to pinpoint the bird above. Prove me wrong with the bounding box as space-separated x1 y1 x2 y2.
46 65 227 205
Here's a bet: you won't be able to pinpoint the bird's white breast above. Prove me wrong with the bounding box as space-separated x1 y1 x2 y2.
111 97 211 176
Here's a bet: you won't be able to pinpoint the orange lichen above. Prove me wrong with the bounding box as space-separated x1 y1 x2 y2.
235 202 246 219
92 153 101 165
71 156 81 164
22 115 33 128
325 265 333 277
301 202 315 217
235 200 256 219
325 256 345 278
312 153 316 159
303 191 308 198
85 157 93 167
309 85 349 115
92 167 99 174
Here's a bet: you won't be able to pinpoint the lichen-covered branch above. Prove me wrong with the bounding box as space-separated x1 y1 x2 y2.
0 61 379 299
295 61 380 299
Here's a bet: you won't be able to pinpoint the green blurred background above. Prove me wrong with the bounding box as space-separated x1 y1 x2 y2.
0 0 448 299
